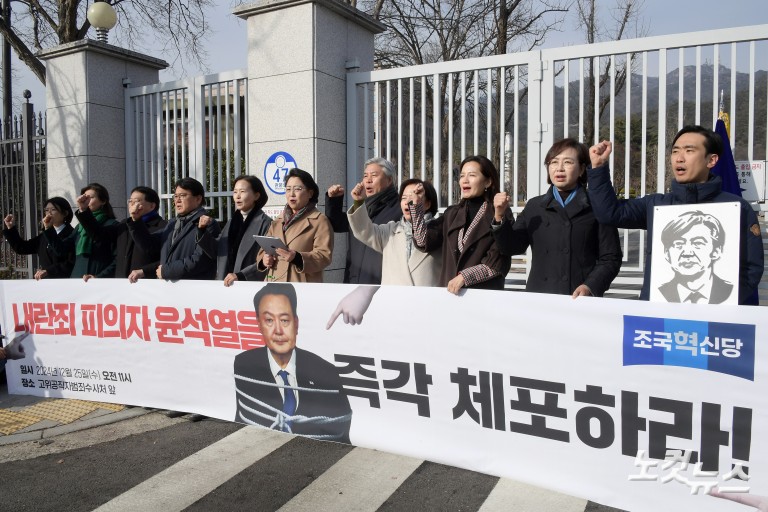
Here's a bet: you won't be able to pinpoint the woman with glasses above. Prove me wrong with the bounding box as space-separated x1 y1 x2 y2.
492 138 622 297
45 183 118 279
2 197 76 279
257 168 333 283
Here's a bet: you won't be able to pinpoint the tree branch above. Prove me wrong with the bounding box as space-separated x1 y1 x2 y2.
0 17 45 84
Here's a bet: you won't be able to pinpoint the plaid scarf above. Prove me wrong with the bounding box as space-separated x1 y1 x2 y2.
282 204 310 232
458 201 487 253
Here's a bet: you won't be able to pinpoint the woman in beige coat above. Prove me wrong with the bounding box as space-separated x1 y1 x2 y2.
347 178 441 286
257 168 333 283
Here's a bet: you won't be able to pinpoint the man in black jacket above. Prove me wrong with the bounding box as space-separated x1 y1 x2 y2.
76 186 167 281
326 157 402 284
130 178 220 281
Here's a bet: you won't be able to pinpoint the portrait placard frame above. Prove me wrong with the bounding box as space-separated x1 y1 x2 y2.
649 202 740 304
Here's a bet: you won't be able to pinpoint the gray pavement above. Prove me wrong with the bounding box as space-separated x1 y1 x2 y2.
0 378 189 446
0 379 624 512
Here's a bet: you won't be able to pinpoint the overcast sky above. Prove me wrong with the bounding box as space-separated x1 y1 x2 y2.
11 0 768 112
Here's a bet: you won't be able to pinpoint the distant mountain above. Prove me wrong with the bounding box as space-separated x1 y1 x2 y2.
556 64 766 115
551 63 766 158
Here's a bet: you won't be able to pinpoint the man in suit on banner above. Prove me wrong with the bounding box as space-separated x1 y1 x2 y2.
233 283 352 443
658 210 734 304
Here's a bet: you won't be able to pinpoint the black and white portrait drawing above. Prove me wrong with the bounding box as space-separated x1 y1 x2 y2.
650 203 740 305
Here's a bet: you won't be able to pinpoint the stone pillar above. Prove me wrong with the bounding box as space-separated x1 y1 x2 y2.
38 41 167 219
235 0 384 281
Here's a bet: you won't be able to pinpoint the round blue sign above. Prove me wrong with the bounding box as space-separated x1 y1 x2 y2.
263 151 298 194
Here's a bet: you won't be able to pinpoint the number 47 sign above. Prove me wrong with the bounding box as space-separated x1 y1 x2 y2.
263 151 298 194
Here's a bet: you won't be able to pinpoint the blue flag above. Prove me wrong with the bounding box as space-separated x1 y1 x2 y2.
711 118 742 196
713 118 759 305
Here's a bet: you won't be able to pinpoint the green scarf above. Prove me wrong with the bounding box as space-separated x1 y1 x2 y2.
75 208 107 256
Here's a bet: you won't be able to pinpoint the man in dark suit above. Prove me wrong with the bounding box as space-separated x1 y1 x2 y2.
76 186 168 281
130 178 220 281
233 283 352 443
658 210 734 304
326 157 402 284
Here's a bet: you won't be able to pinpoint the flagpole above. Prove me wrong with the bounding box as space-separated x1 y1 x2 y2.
718 90 724 119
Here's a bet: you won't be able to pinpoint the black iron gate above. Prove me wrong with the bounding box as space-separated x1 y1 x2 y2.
0 99 47 279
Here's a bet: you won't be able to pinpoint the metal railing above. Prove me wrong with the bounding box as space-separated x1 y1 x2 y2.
124 70 248 222
0 102 47 279
346 24 768 294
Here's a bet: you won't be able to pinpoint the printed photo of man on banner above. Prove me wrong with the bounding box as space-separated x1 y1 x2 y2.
650 202 740 305
233 283 352 442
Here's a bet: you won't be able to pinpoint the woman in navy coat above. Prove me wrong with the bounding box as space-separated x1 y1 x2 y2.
2 197 75 279
492 138 622 297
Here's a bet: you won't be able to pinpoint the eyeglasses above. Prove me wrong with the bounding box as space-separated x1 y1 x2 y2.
547 159 578 168
127 199 145 205
284 186 305 193
173 193 191 200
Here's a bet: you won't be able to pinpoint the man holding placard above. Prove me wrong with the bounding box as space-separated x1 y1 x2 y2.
587 125 763 305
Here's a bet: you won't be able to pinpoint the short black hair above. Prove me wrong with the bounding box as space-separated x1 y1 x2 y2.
253 283 298 317
131 186 161 209
174 177 206 199
399 178 438 216
233 175 268 211
672 125 723 157
45 197 74 224
285 168 319 205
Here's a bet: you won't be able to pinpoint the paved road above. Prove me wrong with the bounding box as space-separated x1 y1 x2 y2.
0 413 624 512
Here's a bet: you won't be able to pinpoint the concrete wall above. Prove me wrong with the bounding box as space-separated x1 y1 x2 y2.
236 0 384 282
39 41 167 219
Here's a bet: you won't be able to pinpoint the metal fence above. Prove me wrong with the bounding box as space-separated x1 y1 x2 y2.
346 24 768 296
124 70 248 222
0 102 47 279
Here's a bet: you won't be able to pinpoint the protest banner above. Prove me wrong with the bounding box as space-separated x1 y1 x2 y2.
0 279 764 511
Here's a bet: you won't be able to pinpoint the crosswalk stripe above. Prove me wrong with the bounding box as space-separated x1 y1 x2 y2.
278 447 424 512
94 426 291 512
478 478 588 512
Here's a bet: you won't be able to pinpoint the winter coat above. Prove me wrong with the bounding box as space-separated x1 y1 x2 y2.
492 186 622 296
347 204 442 286
2 224 75 278
130 206 219 281
587 164 764 304
416 199 512 290
256 206 333 283
197 209 273 281
325 187 402 284
76 209 168 278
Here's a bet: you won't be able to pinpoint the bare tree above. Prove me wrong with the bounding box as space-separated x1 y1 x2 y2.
353 0 567 201
489 0 569 190
0 0 215 85
361 0 567 68
576 0 647 144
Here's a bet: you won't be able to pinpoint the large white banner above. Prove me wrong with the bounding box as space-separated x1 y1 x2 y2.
0 279 765 511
